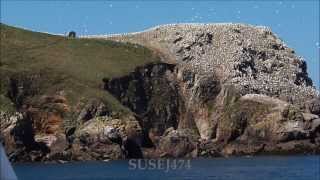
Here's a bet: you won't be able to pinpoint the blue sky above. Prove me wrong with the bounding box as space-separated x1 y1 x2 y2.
1 1 319 88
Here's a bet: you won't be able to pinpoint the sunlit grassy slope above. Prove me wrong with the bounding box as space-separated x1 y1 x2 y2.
0 23 160 113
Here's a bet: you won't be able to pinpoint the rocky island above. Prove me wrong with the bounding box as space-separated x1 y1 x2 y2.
1 23 319 163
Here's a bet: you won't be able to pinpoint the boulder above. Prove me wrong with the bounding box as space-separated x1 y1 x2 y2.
306 98 320 115
72 115 143 160
157 128 198 158
302 113 319 122
311 118 320 132
103 126 122 144
35 133 68 156
0 112 23 154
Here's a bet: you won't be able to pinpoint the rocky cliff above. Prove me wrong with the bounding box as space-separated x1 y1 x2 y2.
1 23 320 162
101 23 320 156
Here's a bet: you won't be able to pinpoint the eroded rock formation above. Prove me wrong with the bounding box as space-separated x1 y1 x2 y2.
100 23 320 157
1 23 320 162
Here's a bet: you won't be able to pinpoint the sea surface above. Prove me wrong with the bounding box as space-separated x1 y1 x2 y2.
13 156 319 180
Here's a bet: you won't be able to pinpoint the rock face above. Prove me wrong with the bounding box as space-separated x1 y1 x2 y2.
1 23 320 162
104 63 180 146
218 94 320 155
106 24 318 105
157 128 198 158
306 98 320 116
72 115 143 160
102 23 320 156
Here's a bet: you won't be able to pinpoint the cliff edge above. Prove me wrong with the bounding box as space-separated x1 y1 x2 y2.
1 23 320 162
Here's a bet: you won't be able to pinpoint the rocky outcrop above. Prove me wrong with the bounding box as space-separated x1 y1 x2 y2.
0 111 51 162
104 63 181 146
71 115 143 160
218 94 320 155
101 23 320 157
102 62 320 158
157 128 198 158
76 99 111 123
1 23 320 162
105 23 318 106
306 97 320 116
0 94 71 162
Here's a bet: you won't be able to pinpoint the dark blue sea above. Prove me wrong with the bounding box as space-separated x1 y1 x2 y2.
13 156 320 180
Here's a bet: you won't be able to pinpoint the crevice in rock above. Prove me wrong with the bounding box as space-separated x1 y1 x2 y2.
123 138 143 158
104 63 181 147
7 75 39 109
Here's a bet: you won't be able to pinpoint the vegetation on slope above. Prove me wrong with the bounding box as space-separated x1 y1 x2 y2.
0 23 160 115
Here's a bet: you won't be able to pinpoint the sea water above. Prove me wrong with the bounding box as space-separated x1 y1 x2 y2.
13 155 319 180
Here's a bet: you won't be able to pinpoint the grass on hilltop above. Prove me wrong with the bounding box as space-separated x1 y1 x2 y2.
0 23 160 114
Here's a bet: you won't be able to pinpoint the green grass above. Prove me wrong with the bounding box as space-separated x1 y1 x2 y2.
0 23 160 114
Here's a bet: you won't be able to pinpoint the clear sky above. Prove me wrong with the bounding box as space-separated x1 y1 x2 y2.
1 0 319 88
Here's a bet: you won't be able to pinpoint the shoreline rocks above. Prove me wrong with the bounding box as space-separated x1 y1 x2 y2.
1 23 320 162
